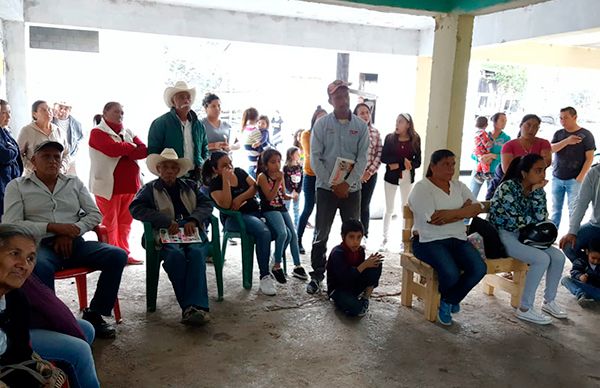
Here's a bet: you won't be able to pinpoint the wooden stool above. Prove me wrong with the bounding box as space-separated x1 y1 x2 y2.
400 203 528 322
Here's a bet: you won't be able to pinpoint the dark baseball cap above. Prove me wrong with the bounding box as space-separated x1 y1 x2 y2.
34 140 64 154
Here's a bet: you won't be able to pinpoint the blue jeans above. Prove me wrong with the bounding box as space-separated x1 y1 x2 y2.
561 277 600 300
498 229 565 309
34 237 127 316
311 189 360 281
297 174 316 247
283 197 300 226
551 177 581 228
360 173 377 237
330 266 382 316
161 243 209 310
30 319 99 388
562 223 600 262
263 210 301 266
411 237 487 305
224 212 271 278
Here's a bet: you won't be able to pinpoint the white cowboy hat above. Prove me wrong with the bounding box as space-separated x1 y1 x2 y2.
163 81 196 108
147 148 193 178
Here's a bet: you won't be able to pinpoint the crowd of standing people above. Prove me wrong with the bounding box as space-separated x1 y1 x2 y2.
0 77 599 385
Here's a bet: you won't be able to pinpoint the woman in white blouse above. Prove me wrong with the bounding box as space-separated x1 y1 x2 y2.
407 149 486 326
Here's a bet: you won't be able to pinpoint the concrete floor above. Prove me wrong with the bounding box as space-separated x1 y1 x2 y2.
54 216 600 388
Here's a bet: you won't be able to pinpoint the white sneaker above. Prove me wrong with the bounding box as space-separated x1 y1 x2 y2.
379 239 388 252
542 300 568 319
515 308 552 325
259 275 276 296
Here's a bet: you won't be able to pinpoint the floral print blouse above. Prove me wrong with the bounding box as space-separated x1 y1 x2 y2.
488 179 548 232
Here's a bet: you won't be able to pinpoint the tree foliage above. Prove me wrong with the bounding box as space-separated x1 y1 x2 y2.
482 63 527 96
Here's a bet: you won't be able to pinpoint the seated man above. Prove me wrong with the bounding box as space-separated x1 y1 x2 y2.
559 163 600 262
326 219 383 317
2 141 127 339
130 148 213 326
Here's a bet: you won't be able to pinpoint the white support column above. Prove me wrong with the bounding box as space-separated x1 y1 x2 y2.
422 14 474 177
2 21 28 135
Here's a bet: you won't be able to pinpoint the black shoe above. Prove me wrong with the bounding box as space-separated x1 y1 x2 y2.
292 266 308 281
357 298 370 317
299 245 306 254
228 238 238 246
181 306 210 326
306 279 321 294
82 308 116 339
271 268 287 284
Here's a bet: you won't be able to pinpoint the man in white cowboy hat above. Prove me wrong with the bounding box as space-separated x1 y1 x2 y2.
148 81 209 180
129 148 213 326
52 100 83 174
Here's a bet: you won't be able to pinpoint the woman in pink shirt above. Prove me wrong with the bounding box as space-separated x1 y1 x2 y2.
501 114 552 171
487 114 551 200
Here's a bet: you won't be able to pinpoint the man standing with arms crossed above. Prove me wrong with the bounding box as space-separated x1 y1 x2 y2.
307 80 369 294
550 106 595 228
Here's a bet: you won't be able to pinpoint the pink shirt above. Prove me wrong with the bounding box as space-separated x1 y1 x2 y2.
501 137 551 157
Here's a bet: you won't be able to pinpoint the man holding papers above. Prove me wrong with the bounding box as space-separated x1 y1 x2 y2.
307 80 369 295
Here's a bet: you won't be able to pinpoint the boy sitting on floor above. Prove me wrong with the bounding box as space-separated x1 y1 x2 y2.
130 148 213 326
326 219 383 317
561 239 600 308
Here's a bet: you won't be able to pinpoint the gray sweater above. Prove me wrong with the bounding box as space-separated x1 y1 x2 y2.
569 164 600 235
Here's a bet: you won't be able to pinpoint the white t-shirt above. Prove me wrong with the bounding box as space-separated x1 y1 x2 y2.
408 178 481 243
180 120 194 162
0 295 6 355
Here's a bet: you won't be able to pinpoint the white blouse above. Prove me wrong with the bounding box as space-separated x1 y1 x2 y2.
408 178 481 243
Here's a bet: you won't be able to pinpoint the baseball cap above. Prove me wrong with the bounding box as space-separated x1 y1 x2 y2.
327 80 350 95
34 140 64 154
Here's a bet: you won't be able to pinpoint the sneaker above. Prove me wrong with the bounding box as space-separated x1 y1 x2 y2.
127 256 143 265
292 266 309 281
271 267 287 284
181 306 210 326
577 294 596 308
379 239 388 252
306 222 314 229
306 279 321 295
357 298 370 317
473 172 484 184
451 303 460 314
299 244 306 254
515 308 552 325
542 300 568 319
259 275 277 296
82 308 116 339
437 301 452 326
228 238 238 246
483 172 493 181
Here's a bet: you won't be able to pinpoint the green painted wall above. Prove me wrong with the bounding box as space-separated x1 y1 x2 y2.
343 0 520 13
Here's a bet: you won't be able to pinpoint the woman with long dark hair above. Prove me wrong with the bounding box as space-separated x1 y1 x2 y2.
380 113 421 251
489 154 566 325
353 103 381 244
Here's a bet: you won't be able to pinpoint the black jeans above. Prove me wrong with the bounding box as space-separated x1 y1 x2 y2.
297 174 316 246
360 173 378 237
330 266 382 316
310 188 360 281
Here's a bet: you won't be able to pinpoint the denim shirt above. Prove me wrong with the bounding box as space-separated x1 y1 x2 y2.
488 179 547 232
310 112 369 192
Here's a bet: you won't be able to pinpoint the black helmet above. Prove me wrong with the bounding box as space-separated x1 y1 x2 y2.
518 221 558 249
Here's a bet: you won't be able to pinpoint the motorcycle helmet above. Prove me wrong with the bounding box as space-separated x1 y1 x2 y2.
518 221 558 249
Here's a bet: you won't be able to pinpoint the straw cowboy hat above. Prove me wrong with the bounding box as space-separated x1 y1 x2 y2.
163 81 196 108
147 148 193 178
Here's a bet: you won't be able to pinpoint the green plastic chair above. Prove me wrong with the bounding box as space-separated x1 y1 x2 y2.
218 206 287 290
143 215 224 312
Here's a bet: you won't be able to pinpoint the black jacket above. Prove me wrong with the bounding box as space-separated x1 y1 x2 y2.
571 257 600 288
380 133 421 184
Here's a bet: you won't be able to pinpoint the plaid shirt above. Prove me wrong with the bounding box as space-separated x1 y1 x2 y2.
366 126 382 175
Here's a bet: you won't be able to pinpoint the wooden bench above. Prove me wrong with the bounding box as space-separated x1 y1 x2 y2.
400 202 528 322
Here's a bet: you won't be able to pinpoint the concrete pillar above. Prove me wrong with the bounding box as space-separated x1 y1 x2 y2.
336 53 349 82
413 56 432 164
2 21 28 136
422 14 474 177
